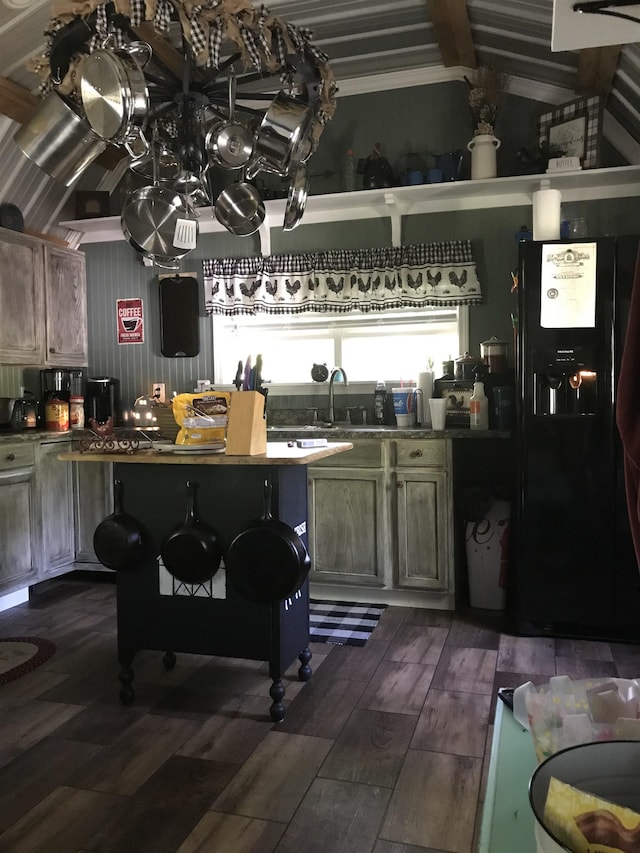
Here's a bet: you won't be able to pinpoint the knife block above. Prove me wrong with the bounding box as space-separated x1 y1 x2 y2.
225 391 267 455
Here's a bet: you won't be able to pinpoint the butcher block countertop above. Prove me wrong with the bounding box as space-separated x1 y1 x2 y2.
58 441 353 466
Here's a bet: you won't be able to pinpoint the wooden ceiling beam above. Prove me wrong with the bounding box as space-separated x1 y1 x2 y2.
576 45 621 96
0 76 39 124
426 0 476 68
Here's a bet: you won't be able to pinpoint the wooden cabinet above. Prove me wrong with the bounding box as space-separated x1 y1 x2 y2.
0 229 87 367
44 245 87 366
36 440 75 578
0 438 112 596
308 466 387 587
392 440 453 594
0 443 38 593
309 437 455 608
0 228 45 365
73 460 113 567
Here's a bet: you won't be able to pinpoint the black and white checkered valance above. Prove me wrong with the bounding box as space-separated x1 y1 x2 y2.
203 241 483 315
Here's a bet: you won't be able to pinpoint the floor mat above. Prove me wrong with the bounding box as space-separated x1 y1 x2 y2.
0 637 56 685
309 599 386 647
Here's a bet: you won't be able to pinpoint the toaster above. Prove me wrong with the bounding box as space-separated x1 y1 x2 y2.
0 396 39 430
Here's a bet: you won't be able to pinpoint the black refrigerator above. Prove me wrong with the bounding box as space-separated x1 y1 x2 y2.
515 235 640 641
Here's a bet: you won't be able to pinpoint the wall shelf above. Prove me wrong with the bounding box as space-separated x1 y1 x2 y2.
60 165 640 252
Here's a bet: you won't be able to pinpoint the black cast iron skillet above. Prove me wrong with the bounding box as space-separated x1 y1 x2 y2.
160 481 223 584
93 479 145 571
225 479 311 604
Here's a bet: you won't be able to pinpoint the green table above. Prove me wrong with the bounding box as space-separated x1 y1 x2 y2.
479 696 539 852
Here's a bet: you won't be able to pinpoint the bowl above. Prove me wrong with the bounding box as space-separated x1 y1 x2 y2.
529 740 640 852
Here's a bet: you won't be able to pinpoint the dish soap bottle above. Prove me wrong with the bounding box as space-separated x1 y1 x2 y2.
470 380 489 431
374 380 387 424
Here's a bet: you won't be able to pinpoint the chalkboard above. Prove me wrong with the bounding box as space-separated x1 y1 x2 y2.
159 274 200 357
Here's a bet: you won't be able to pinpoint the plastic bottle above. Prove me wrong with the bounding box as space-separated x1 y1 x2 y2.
343 149 357 192
470 380 489 431
374 380 386 424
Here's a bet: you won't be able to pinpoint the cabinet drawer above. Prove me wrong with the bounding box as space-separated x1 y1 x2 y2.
312 439 384 467
0 443 35 471
394 439 447 468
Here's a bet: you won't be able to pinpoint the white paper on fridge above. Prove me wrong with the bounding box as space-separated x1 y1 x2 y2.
539 242 597 328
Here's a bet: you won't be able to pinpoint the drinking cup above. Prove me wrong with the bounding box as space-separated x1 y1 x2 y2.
392 387 416 427
429 398 447 430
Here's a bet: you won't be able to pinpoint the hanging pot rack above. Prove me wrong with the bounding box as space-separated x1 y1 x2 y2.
20 0 337 262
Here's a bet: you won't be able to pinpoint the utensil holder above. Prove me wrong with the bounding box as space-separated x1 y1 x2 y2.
225 391 267 455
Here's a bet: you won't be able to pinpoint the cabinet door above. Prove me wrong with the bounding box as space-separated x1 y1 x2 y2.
44 245 88 366
308 467 388 587
74 461 113 565
38 441 75 576
395 469 452 591
0 229 45 364
0 468 37 591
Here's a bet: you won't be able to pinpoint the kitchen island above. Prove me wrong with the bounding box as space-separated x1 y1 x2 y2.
59 441 352 721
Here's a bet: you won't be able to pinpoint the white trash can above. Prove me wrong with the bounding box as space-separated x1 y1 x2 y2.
465 498 510 610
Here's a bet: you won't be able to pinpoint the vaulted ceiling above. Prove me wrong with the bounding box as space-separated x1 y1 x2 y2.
1 0 639 239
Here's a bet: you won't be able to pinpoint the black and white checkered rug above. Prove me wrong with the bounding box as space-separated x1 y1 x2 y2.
309 599 386 647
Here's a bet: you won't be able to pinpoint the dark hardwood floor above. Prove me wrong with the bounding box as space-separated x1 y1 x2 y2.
1 574 640 852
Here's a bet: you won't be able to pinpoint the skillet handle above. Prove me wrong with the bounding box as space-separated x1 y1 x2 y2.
262 478 273 521
184 480 199 524
113 479 125 515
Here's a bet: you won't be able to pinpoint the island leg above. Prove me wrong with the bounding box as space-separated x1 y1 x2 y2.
298 646 312 681
269 677 286 723
118 661 136 705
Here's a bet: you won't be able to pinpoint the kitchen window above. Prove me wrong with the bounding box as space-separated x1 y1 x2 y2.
212 306 468 385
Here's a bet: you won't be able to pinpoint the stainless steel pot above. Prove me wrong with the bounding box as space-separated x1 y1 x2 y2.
206 72 254 170
79 39 151 157
13 91 107 186
215 180 265 236
251 90 314 177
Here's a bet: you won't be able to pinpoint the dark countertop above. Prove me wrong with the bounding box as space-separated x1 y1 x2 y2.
0 426 511 446
266 425 510 440
0 429 73 444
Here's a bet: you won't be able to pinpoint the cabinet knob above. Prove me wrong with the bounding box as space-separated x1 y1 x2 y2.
410 449 423 458
6 453 15 461
396 481 404 489
49 347 56 353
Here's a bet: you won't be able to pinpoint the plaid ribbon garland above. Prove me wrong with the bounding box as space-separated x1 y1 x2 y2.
189 6 208 59
208 19 223 69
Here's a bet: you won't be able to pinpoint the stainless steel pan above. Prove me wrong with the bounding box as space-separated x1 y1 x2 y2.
121 185 198 260
80 38 151 157
13 90 107 186
283 161 309 231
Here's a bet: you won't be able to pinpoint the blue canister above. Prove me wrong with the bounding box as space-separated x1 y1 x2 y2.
492 386 514 430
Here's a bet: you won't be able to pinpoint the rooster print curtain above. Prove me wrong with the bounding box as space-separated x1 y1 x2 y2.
202 241 482 315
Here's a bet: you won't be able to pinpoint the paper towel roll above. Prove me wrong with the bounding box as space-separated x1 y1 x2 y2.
417 371 434 424
532 182 562 241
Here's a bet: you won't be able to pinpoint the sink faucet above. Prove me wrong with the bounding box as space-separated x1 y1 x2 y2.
328 367 348 424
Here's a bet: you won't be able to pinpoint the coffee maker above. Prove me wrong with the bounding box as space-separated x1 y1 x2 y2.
85 377 121 427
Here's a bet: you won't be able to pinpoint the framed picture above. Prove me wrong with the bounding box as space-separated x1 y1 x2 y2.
538 96 604 169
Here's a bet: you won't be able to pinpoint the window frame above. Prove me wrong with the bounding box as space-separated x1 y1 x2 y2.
211 306 469 389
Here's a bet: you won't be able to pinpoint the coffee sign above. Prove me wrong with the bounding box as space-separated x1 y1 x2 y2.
117 297 144 345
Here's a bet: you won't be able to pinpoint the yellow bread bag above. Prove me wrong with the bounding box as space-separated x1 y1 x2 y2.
172 391 231 445
543 776 640 853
